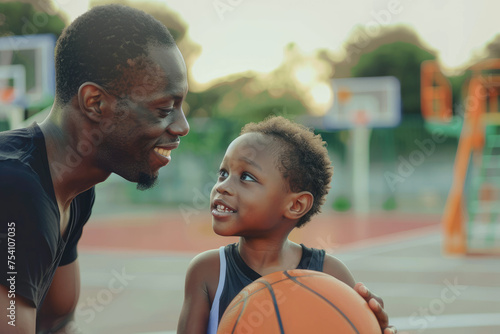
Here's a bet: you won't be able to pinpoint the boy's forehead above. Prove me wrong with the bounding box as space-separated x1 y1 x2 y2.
230 132 268 147
226 133 275 156
224 133 283 162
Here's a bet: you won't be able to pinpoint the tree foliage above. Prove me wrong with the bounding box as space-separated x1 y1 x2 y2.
350 41 436 116
0 1 65 37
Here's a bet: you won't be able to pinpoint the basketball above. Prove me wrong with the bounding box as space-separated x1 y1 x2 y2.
217 269 379 334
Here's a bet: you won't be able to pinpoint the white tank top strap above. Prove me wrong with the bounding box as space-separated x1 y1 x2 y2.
207 246 227 334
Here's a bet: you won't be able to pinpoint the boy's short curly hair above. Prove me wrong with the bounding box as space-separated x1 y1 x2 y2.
241 116 333 227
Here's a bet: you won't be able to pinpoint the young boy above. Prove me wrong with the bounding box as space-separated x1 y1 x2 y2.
177 116 396 334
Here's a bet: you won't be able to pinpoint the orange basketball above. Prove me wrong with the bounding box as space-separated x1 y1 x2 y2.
217 269 379 334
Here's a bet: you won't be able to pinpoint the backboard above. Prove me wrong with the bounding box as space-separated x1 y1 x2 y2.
0 64 27 129
323 76 401 129
0 34 56 109
0 64 26 106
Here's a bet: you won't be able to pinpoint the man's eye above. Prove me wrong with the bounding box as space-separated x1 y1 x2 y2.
241 172 256 182
158 108 174 118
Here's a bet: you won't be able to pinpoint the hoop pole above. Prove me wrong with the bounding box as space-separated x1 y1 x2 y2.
352 125 371 214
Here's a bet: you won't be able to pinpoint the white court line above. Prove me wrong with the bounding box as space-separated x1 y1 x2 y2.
359 282 500 302
392 313 500 330
141 313 500 333
343 255 500 273
140 314 500 333
135 313 500 333
79 272 185 290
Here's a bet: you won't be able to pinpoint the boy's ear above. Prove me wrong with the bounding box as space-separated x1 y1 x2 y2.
284 191 313 220
78 82 113 123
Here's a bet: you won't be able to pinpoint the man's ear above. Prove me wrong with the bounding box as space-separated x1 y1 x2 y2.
78 82 112 122
284 191 313 220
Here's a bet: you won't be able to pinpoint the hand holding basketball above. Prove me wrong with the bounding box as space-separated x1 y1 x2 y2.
354 282 397 334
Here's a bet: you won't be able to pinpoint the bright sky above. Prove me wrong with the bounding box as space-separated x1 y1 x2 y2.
54 0 499 84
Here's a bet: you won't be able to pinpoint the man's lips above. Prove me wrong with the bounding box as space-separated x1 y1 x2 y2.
152 141 179 166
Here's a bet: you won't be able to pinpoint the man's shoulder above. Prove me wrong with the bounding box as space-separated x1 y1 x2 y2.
0 158 51 223
0 127 33 158
0 159 41 192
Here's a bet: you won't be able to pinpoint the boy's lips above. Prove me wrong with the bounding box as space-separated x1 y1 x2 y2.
212 199 237 216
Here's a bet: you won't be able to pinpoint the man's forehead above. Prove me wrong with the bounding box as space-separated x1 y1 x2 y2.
120 45 188 102
148 46 187 95
147 45 186 78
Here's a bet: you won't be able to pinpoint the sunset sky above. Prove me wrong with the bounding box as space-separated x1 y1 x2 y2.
54 0 498 83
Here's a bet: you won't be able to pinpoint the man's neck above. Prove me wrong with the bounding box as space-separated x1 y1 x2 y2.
39 106 110 210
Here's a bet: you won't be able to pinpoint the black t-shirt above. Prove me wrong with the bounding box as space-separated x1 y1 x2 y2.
0 123 95 309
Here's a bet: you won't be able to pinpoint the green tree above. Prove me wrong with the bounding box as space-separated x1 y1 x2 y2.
484 34 500 59
0 1 65 37
350 41 436 116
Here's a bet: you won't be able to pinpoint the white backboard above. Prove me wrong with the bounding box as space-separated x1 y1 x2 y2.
0 34 56 108
324 76 401 129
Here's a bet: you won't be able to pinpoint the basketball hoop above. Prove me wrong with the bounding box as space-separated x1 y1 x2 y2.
325 76 400 129
324 77 401 215
0 87 15 105
353 109 369 126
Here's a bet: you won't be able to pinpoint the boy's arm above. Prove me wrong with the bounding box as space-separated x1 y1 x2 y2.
323 254 397 334
177 250 220 334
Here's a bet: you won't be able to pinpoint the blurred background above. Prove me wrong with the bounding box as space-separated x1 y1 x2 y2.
3 0 491 214
1 0 500 333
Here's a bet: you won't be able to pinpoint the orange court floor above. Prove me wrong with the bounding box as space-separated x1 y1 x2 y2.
72 209 500 334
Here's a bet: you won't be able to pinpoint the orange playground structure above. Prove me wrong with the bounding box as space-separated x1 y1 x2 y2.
421 59 500 255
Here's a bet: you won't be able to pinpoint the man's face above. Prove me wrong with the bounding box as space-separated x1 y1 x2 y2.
97 45 189 190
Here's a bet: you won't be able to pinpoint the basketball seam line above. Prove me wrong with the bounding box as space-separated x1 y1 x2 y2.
225 273 327 312
260 280 285 334
283 270 360 334
232 291 249 334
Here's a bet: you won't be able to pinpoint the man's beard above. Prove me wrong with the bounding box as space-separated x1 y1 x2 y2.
136 172 158 191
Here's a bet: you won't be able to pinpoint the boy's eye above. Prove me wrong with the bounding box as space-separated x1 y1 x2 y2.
241 172 256 182
218 169 228 179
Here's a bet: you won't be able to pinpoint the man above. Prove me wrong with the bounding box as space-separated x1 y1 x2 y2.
0 4 189 333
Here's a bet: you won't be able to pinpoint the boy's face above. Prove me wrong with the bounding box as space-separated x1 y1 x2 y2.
210 132 293 237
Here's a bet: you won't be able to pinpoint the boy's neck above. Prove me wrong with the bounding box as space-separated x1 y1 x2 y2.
237 238 303 277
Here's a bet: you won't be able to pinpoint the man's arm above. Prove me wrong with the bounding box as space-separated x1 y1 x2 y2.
0 285 36 334
177 250 220 334
36 260 80 334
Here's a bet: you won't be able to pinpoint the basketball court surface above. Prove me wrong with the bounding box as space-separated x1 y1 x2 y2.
74 209 500 334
